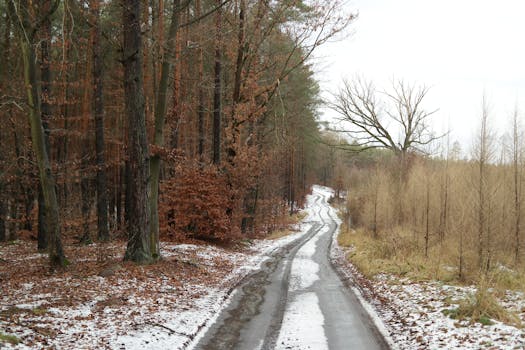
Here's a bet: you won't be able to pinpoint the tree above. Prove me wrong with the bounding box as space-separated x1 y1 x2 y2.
8 0 67 267
149 0 184 260
122 0 152 263
90 0 109 242
473 95 494 272
212 0 223 165
37 0 52 250
511 105 522 264
330 78 440 155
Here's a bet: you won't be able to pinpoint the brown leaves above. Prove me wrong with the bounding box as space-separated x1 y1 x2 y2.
160 160 239 242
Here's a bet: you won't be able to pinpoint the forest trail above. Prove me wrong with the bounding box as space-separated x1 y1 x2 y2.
194 186 389 350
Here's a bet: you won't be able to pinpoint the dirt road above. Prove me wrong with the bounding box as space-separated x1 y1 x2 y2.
194 186 389 350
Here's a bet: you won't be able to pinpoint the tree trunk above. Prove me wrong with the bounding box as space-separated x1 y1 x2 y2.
0 190 5 242
149 0 181 259
79 176 92 244
0 12 11 82
21 39 67 267
424 178 430 258
196 0 205 161
37 188 48 249
212 0 223 165
91 0 109 242
122 0 152 263
38 0 52 250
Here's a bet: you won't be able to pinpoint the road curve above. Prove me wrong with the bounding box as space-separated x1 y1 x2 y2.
194 186 389 350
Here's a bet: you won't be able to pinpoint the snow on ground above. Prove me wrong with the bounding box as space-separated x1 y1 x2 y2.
288 231 322 292
276 185 332 350
331 227 525 349
0 197 317 349
374 275 525 349
276 292 328 350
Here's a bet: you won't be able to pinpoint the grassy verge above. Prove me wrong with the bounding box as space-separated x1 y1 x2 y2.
338 225 525 291
0 333 21 345
338 225 523 327
337 226 459 283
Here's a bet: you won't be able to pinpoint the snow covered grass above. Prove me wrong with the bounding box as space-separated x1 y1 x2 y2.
332 225 525 349
0 207 315 349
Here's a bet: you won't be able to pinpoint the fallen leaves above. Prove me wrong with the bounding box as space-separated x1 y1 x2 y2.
0 239 254 349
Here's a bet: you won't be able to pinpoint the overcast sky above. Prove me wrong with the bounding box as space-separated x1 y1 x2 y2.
315 0 525 152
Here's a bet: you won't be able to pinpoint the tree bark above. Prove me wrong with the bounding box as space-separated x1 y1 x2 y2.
149 0 182 259
122 0 153 263
38 0 53 250
0 189 5 242
22 39 67 267
196 0 205 161
212 0 223 165
9 0 67 267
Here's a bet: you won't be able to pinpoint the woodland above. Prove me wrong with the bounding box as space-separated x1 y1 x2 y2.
4 0 525 347
2 0 525 307
0 0 353 267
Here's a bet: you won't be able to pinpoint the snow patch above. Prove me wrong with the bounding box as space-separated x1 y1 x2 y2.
289 259 319 291
276 292 328 350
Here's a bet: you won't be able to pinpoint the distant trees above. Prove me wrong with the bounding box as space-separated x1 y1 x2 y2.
511 106 523 264
344 95 525 283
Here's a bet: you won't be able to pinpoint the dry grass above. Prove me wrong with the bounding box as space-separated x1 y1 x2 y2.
0 333 21 345
491 267 525 292
338 223 525 294
338 226 461 283
339 225 522 327
266 229 294 240
443 278 522 327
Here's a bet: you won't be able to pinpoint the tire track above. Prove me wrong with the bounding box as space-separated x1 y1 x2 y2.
195 194 325 349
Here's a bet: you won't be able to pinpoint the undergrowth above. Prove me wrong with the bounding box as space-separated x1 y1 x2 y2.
266 212 308 240
442 280 521 327
338 224 525 292
338 224 523 327
337 226 460 283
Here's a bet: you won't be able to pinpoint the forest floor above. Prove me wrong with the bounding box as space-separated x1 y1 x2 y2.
332 231 525 349
0 223 311 349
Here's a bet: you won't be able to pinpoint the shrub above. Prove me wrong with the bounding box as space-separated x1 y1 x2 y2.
160 161 240 242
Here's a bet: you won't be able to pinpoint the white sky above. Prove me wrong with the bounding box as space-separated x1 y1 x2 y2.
315 0 525 150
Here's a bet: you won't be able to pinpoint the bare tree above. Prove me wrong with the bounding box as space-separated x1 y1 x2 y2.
511 105 523 264
473 95 495 272
330 78 440 155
